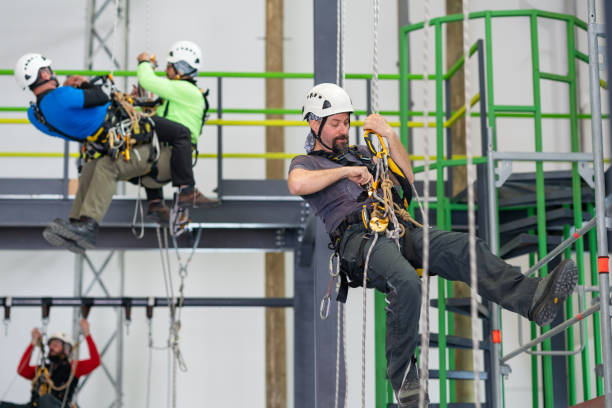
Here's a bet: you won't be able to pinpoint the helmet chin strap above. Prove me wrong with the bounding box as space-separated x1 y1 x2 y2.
312 116 336 152
29 70 59 91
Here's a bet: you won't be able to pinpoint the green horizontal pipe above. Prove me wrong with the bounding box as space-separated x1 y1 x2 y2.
0 69 404 80
412 156 488 174
495 104 536 113
2 105 608 120
402 9 587 34
540 72 571 83
575 51 589 64
0 107 28 112
444 41 480 80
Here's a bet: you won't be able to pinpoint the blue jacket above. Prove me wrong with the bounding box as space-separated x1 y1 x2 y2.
27 86 111 141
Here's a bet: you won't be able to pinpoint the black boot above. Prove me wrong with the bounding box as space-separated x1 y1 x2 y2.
50 216 99 250
43 220 85 255
529 259 578 327
396 356 429 408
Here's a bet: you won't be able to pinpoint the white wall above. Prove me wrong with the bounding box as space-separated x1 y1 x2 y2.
0 0 608 407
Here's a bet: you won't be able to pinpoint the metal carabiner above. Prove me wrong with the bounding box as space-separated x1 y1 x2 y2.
320 294 331 320
363 130 389 157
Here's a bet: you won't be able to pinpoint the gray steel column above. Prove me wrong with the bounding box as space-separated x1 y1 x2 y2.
486 133 503 408
294 215 316 408
115 251 125 407
312 219 342 407
72 255 84 342
312 2 344 406
588 1 612 406
397 0 413 153
314 0 339 84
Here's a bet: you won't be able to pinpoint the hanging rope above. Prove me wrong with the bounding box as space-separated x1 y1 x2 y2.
145 0 152 53
109 0 121 75
130 177 145 239
462 1 481 406
371 0 380 114
154 226 201 407
333 1 348 406
418 0 432 405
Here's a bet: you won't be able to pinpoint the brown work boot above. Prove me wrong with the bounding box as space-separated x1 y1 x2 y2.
146 200 170 224
177 187 218 208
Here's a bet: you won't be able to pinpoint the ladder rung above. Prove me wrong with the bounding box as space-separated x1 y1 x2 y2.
491 151 594 162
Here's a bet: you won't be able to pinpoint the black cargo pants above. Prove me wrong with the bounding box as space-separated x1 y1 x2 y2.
338 223 540 392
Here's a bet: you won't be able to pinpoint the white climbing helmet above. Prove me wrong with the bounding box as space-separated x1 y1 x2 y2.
48 332 74 349
14 53 53 90
167 40 202 76
302 83 354 120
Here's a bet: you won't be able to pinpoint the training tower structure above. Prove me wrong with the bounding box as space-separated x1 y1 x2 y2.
0 2 612 408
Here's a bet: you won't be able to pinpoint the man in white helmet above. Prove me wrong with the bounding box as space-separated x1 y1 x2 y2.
135 40 216 220
287 83 578 407
14 53 209 252
0 319 99 408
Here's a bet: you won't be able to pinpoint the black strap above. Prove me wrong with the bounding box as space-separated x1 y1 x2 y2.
309 145 376 174
310 145 413 207
336 234 371 303
200 88 210 134
31 102 83 142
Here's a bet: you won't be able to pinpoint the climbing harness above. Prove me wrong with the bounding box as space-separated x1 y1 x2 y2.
29 333 81 408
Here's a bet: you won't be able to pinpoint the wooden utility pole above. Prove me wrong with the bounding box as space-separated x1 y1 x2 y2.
265 0 286 407
446 0 474 402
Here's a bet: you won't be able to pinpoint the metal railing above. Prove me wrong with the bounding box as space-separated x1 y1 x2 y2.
400 8 610 408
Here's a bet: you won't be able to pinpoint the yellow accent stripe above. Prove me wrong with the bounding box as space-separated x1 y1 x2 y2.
444 93 480 128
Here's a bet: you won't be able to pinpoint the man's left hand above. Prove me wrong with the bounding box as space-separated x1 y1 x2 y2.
137 52 151 63
80 318 90 336
363 113 396 141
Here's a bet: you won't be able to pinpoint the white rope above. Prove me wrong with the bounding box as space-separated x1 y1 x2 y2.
343 300 348 408
130 178 145 239
418 0 432 405
109 0 120 75
362 233 378 408
371 0 380 113
145 319 153 408
145 0 152 52
336 0 346 87
335 296 342 408
462 2 481 406
0 373 19 402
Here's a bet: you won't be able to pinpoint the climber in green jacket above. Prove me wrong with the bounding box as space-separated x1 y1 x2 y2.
136 40 215 221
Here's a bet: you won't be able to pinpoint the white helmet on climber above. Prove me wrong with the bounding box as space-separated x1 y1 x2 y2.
167 40 202 77
14 53 53 90
302 83 354 120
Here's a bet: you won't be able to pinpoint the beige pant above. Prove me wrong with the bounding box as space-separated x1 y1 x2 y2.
69 145 171 223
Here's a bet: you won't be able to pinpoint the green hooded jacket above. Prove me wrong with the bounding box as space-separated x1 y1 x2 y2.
136 62 205 145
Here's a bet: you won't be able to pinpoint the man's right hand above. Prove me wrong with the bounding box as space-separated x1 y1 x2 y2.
31 328 42 346
63 75 88 88
346 166 373 187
